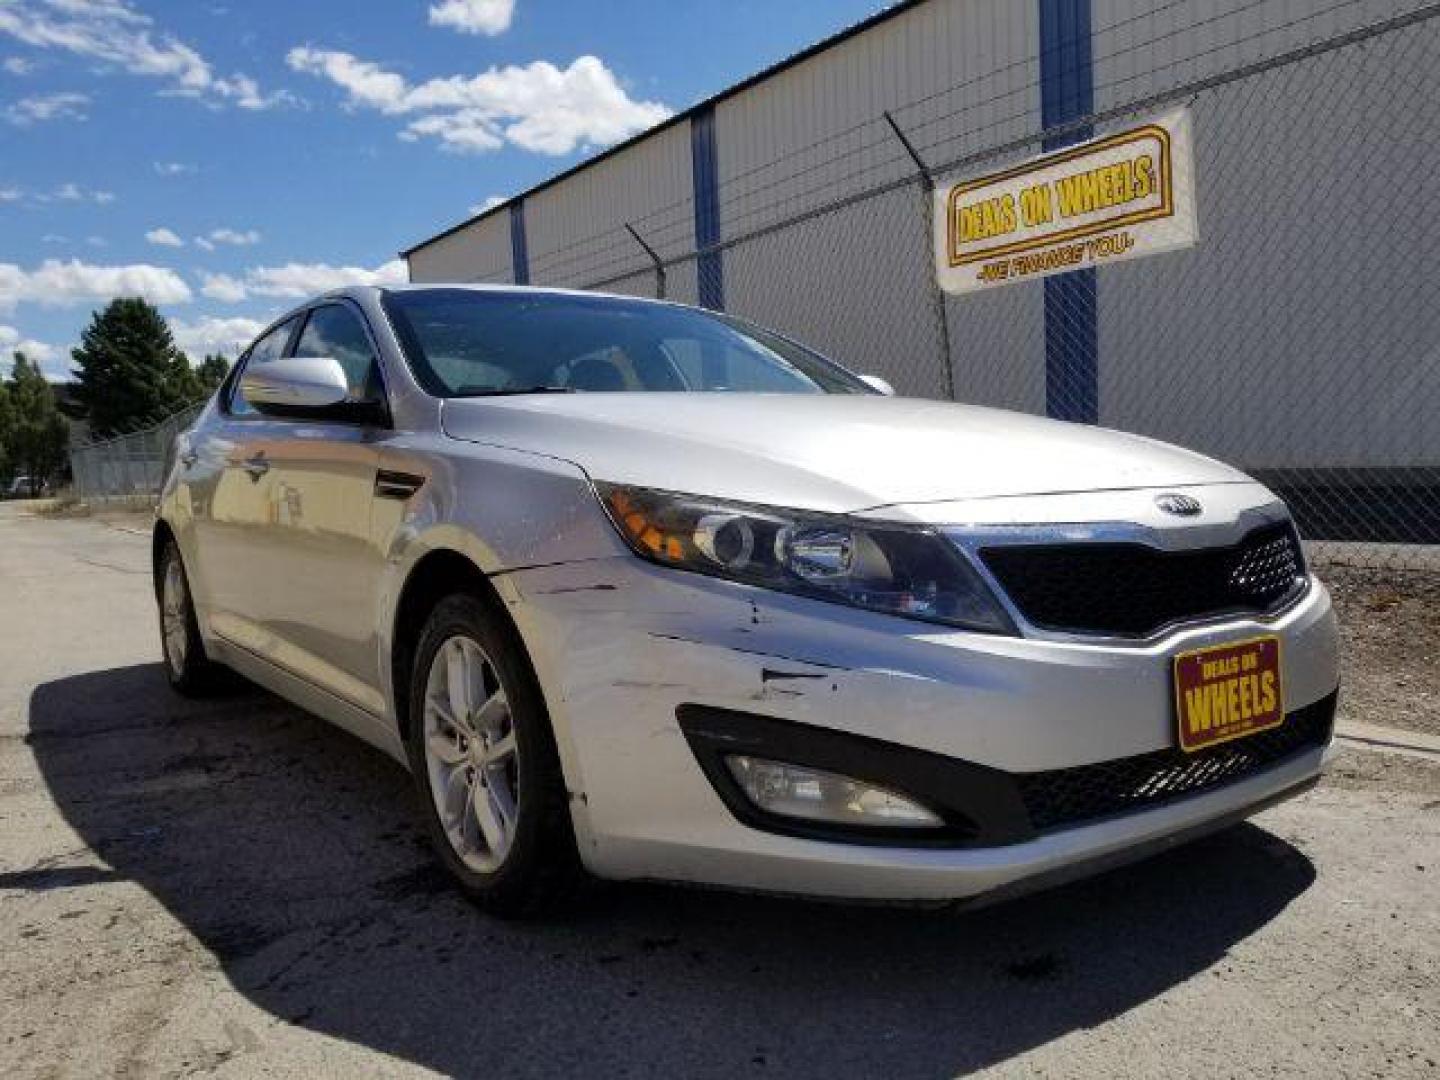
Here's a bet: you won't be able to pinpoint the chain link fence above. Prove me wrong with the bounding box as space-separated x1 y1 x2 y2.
545 0 1438 570
68 403 203 503
77 1 1438 569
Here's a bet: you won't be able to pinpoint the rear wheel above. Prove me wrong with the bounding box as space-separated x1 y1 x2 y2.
406 593 583 916
158 539 227 697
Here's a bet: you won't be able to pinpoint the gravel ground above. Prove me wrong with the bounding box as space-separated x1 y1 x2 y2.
1323 563 1440 737
1 507 1436 1079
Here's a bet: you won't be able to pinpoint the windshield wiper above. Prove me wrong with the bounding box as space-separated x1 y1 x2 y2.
454 385 579 397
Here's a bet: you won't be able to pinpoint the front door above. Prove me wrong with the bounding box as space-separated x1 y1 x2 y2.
190 315 300 640
238 301 393 716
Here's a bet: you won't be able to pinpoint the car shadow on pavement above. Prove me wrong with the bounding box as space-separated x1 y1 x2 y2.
29 664 1316 1079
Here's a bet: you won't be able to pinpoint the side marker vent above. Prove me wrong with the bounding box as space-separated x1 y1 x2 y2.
375 470 425 501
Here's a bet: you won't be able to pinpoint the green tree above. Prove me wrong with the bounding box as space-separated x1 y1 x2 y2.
194 353 232 396
70 298 196 438
0 374 13 484
4 353 70 496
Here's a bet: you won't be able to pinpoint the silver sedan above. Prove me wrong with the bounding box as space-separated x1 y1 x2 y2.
155 285 1340 915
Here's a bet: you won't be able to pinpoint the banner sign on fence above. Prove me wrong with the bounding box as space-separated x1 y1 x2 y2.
934 109 1198 295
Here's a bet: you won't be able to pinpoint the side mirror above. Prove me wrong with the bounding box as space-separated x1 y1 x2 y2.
859 374 897 396
241 355 349 415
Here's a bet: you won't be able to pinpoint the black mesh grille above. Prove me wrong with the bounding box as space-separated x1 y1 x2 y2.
1017 693 1335 833
981 521 1306 637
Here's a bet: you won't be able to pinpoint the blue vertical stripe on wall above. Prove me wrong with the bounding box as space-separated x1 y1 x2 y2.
691 105 725 310
1039 0 1097 423
509 200 530 285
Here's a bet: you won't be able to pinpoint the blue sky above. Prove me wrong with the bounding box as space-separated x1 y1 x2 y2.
0 0 885 379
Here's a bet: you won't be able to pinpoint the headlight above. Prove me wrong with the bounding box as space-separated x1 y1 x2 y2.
596 483 1014 634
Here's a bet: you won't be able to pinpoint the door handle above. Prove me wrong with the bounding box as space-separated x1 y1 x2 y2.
242 453 270 481
180 450 199 469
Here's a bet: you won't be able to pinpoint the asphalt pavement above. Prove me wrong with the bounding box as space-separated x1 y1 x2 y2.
1 503 1436 1078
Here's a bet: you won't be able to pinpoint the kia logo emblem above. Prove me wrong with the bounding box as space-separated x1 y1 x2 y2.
1156 492 1203 516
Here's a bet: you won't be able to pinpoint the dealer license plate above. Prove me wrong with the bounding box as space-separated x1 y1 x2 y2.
1173 636 1284 753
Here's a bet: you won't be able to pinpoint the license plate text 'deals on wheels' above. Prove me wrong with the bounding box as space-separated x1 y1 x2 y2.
1173 636 1283 753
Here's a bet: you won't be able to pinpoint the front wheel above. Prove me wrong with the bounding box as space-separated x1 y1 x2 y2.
405 593 584 916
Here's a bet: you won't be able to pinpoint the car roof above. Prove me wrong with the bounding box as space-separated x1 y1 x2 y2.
373 283 674 306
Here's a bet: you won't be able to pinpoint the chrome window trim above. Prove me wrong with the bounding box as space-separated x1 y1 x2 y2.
942 507 1311 648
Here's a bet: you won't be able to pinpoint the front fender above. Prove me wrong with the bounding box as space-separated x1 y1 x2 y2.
370 438 629 817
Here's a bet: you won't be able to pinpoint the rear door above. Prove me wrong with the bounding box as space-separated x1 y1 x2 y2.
236 300 393 716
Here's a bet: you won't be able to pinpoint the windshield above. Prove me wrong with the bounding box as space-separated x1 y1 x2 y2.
381 289 872 397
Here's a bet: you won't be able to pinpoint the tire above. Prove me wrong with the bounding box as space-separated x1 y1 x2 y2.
405 592 584 917
157 538 228 697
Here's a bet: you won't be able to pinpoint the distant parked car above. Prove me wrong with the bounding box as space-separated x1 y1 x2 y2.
6 476 47 499
154 285 1341 915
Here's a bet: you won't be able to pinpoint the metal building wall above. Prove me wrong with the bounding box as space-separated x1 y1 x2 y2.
408 210 513 284
713 0 1044 401
400 0 1437 488
523 122 696 297
1090 0 1440 468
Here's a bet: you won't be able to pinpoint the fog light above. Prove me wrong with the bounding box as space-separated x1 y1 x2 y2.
725 755 942 828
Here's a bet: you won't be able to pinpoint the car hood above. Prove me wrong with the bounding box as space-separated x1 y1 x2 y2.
440 393 1249 514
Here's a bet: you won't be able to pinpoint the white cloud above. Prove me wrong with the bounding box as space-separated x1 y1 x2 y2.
0 0 284 109
169 314 264 356
0 324 62 378
428 0 514 36
202 259 407 303
3 56 37 75
194 237 215 252
0 258 192 313
35 181 113 204
85 234 105 247
153 160 194 176
3 183 113 206
286 47 670 156
471 194 507 215
206 227 260 246
247 258 407 297
0 324 54 360
5 90 87 124
199 271 246 302
145 226 184 247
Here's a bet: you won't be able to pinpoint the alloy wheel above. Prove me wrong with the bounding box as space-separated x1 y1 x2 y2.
421 635 521 873
161 557 189 678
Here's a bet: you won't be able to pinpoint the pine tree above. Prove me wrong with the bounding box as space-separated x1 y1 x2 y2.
0 374 13 484
4 353 69 495
70 298 196 438
195 353 232 396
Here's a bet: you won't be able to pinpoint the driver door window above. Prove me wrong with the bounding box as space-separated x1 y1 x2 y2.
293 303 383 404
227 316 298 417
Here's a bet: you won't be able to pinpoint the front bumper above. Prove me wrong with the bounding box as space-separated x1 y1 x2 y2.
502 551 1340 901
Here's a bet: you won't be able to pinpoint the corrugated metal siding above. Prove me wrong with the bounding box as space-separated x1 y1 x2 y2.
1090 0 1421 110
1094 1 1440 466
401 0 1435 474
407 212 513 284
715 0 1039 235
715 0 1044 401
524 122 694 293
